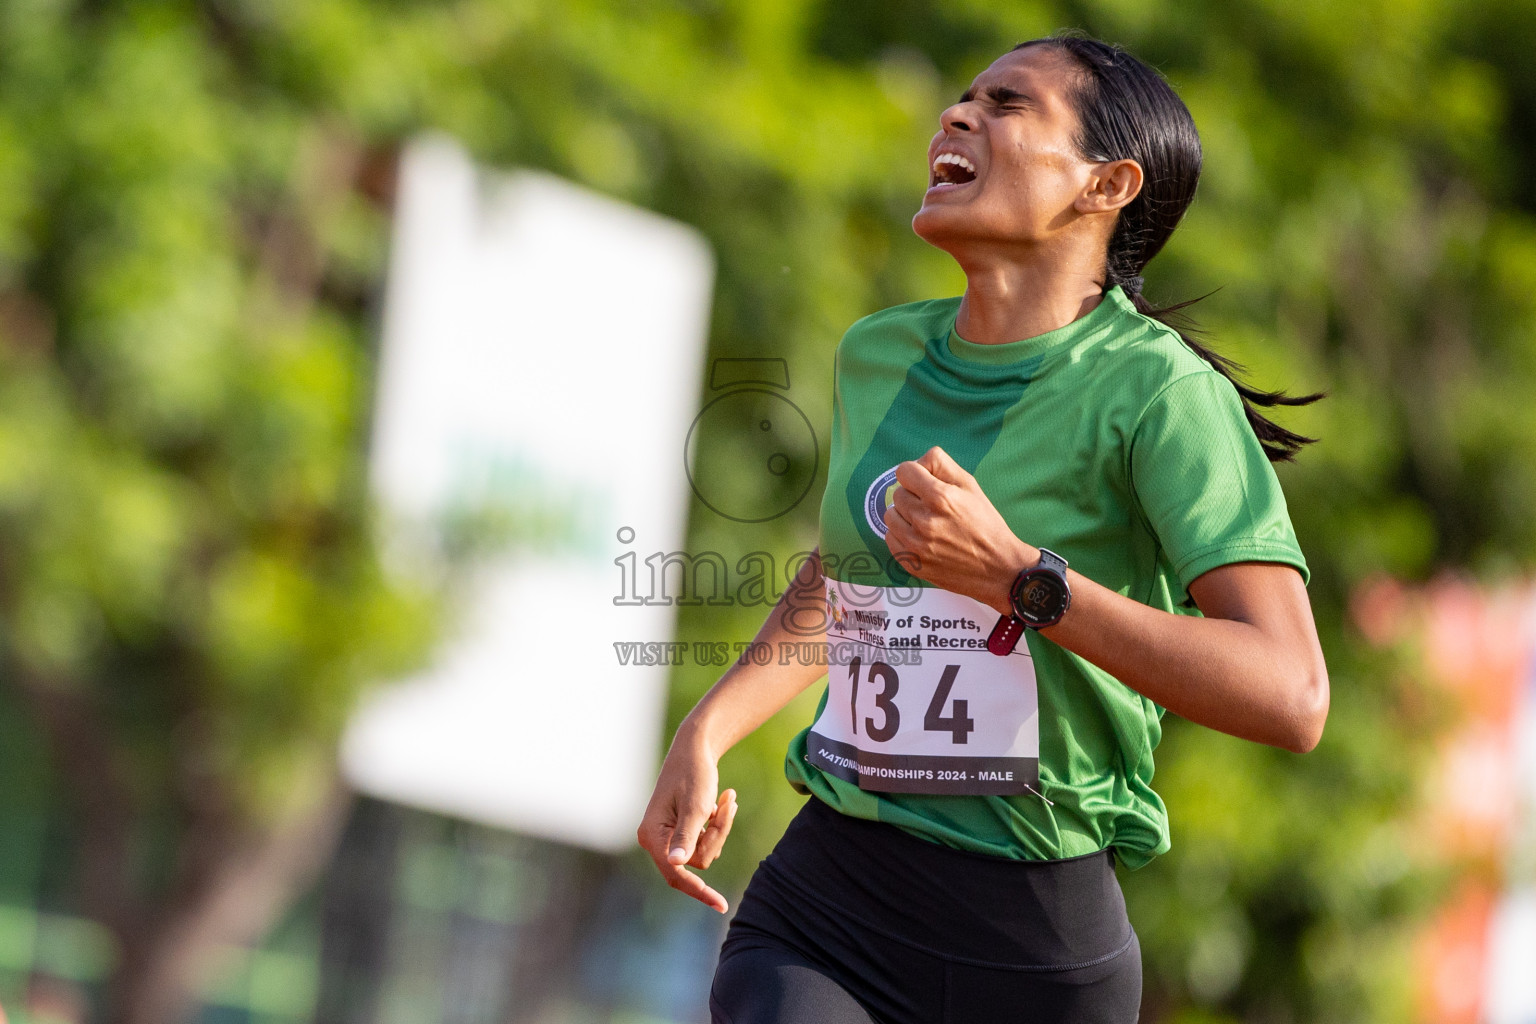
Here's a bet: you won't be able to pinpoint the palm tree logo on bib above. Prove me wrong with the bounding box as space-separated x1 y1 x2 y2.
827 588 846 627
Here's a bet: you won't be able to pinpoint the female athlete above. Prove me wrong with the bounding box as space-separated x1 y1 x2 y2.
638 33 1329 1024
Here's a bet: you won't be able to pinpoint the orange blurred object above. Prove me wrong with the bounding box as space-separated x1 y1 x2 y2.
1394 577 1533 1024
1420 580 1527 859
1417 881 1497 1024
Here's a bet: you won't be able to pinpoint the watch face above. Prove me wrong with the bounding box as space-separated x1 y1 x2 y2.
1013 573 1068 624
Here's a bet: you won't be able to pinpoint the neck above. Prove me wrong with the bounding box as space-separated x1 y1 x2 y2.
951 248 1109 346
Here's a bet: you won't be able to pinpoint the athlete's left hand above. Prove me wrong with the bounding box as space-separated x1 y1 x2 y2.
883 446 1032 615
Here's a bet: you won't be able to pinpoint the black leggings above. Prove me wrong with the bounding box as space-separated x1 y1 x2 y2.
710 798 1141 1024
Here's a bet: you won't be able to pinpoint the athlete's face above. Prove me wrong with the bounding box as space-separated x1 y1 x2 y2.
911 46 1121 253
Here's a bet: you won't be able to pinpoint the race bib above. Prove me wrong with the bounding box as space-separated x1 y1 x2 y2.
807 577 1040 795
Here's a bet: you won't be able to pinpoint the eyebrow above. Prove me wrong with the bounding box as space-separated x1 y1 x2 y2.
958 85 1032 106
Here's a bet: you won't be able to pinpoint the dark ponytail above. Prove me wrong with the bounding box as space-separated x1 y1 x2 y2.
1016 35 1323 462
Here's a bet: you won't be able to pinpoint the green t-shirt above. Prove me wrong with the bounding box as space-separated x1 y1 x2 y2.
783 286 1309 869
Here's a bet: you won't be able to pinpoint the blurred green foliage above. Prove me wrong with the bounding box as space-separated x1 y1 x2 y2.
1 0 1534 1020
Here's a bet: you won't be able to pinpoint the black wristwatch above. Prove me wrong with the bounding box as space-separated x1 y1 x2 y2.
986 549 1072 656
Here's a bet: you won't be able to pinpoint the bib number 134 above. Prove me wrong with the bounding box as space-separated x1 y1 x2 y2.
847 657 975 744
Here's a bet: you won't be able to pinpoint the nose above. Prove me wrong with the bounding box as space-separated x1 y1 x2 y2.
939 100 976 134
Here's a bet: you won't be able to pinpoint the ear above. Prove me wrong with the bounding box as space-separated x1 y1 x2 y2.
1075 158 1143 215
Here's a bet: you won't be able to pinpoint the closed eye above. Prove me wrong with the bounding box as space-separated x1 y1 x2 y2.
957 85 1034 110
954 84 1034 120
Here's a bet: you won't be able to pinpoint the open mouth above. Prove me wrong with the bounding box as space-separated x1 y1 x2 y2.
930 152 977 188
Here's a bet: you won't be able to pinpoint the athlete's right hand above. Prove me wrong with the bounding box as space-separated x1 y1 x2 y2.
637 736 738 914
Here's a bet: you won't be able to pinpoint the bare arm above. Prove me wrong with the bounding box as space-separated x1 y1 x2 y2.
636 548 829 912
885 447 1330 753
674 548 830 761
1041 559 1328 751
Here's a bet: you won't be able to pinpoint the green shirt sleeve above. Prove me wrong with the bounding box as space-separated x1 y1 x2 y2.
1130 370 1309 597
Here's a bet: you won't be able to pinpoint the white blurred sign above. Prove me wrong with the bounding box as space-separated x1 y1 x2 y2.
344 136 713 851
1487 646 1536 1024
1487 887 1536 1024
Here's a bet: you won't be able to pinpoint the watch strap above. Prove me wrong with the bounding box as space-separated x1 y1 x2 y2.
1037 548 1068 575
987 614 1026 657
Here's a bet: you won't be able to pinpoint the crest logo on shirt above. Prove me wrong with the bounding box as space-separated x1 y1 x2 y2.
864 465 901 538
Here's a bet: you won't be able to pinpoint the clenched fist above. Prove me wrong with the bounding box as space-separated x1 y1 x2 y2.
882 446 1035 615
